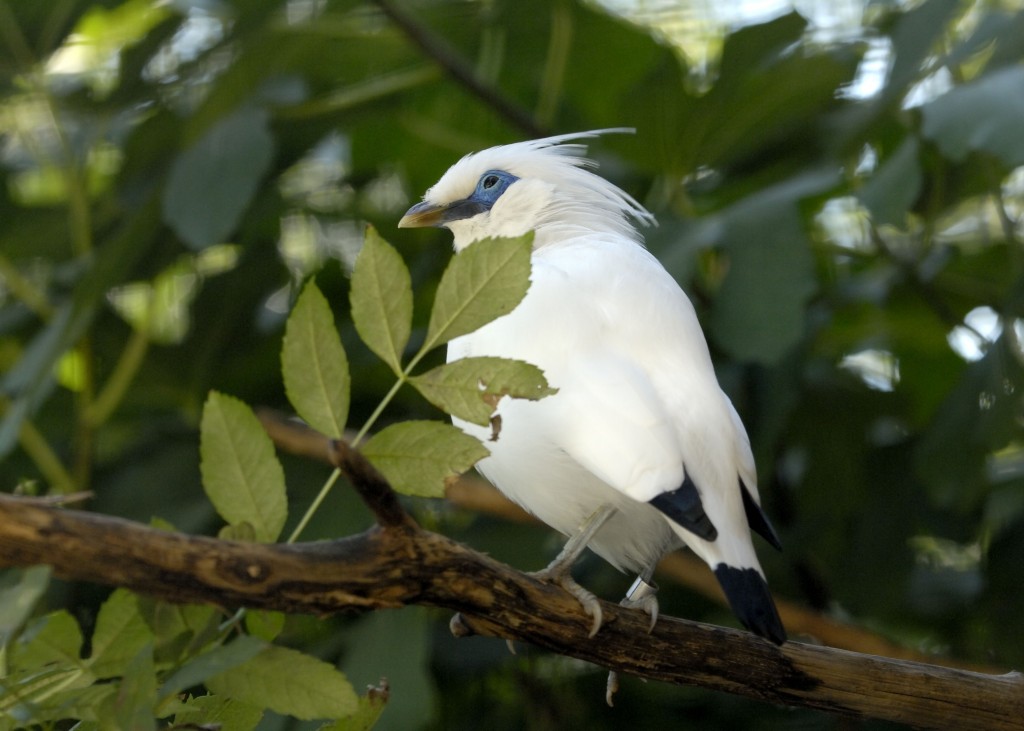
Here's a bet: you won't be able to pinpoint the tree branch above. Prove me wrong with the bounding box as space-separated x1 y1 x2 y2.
257 408 1003 674
0 491 1020 730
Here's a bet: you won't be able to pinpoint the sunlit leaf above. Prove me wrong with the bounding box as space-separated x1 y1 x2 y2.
282 281 351 439
410 356 556 426
200 392 288 542
173 694 264 731
206 645 358 720
351 226 413 374
423 234 533 351
315 686 388 731
361 421 488 498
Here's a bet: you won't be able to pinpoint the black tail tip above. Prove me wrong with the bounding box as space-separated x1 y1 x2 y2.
713 564 787 645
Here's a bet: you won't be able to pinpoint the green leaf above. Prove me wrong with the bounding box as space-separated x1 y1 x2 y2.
139 600 218 662
423 234 533 351
915 338 1024 507
317 686 388 731
886 0 962 97
88 589 154 679
159 635 267 701
206 645 358 720
858 137 921 226
244 610 286 642
162 105 275 250
361 421 488 498
173 694 264 731
112 645 156 731
351 226 413 374
708 169 832 363
410 356 556 426
0 665 93 718
200 391 288 542
12 611 83 672
282 280 351 439
0 566 51 642
920 65 1024 168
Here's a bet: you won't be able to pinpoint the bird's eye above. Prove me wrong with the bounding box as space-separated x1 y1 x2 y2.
482 174 499 190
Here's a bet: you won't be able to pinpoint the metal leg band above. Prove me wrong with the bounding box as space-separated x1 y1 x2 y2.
627 576 658 602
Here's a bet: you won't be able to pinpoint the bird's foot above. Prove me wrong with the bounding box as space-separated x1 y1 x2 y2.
529 565 604 638
620 575 659 633
604 575 659 706
451 612 519 653
606 670 620 707
449 612 474 638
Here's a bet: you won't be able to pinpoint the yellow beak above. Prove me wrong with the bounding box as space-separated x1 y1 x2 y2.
398 201 447 228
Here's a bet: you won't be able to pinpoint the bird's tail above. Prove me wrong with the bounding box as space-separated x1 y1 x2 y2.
712 564 786 645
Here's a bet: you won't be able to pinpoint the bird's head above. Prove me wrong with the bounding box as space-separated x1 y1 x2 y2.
399 129 654 251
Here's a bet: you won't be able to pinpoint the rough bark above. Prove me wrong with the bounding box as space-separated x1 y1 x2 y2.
0 451 1021 731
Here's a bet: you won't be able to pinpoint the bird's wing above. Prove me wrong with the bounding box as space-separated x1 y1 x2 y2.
545 351 685 505
726 398 782 550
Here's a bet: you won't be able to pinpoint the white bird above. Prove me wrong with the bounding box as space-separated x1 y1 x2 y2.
399 130 786 648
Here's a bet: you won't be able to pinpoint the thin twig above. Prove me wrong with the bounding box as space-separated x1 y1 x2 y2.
372 0 547 138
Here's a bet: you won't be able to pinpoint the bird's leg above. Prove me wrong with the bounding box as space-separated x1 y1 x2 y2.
621 569 660 632
454 504 617 646
607 566 660 706
529 503 617 638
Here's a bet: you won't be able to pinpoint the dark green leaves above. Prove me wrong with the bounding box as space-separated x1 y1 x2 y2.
162 106 275 250
921 65 1024 168
707 170 834 363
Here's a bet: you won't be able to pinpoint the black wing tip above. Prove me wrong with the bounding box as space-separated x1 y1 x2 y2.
740 480 783 552
649 475 718 542
713 564 787 645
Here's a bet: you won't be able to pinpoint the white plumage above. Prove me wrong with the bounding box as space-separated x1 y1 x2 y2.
400 130 785 646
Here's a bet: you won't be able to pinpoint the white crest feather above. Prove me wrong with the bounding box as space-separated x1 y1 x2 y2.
422 129 655 247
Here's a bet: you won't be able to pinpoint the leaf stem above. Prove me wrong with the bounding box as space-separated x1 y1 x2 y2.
0 253 54 320
287 352 425 542
285 466 343 544
351 374 408 448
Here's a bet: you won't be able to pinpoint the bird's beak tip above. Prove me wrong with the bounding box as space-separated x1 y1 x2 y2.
399 201 444 229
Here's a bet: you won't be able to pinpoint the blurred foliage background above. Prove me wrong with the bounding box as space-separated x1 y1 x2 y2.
2 0 1024 728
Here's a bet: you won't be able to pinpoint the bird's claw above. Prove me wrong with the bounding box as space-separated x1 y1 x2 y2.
621 575 660 633
606 670 620 707
449 612 474 638
529 566 604 638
